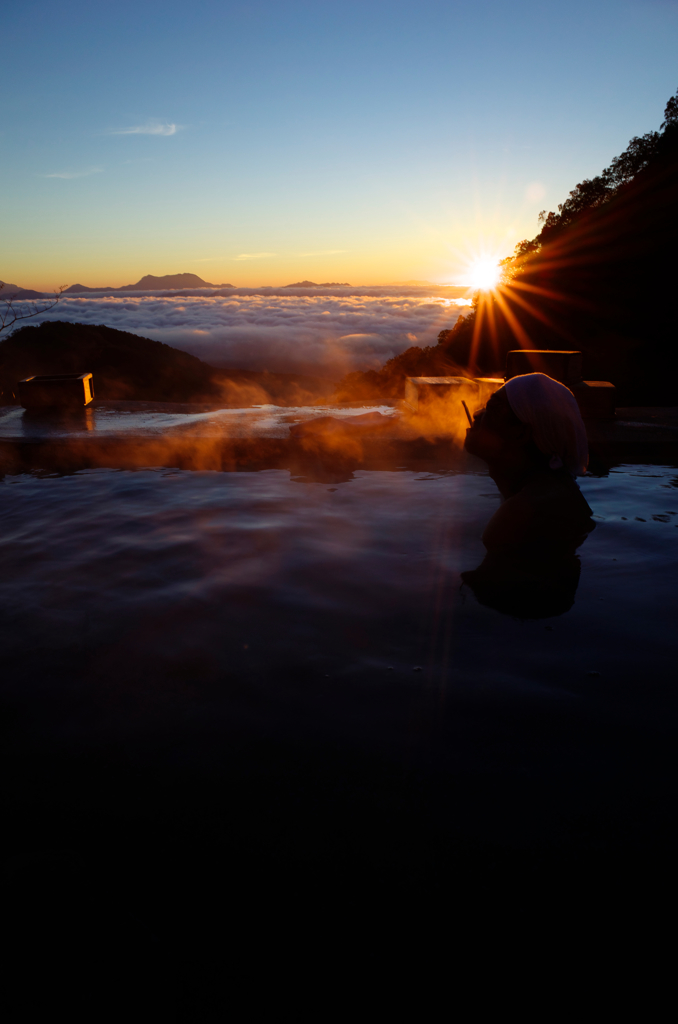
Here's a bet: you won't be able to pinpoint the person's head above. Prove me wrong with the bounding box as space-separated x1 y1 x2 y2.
464 373 588 477
464 386 538 467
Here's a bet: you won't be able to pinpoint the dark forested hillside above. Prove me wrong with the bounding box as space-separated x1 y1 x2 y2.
339 89 678 405
0 320 337 406
0 321 223 403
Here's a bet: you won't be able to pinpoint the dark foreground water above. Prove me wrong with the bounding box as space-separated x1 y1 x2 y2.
2 464 677 1006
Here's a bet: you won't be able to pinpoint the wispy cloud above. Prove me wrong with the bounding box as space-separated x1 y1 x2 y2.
41 166 104 179
108 121 181 136
234 253 277 261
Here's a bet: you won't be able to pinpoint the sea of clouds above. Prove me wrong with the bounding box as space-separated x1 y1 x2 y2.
26 287 471 378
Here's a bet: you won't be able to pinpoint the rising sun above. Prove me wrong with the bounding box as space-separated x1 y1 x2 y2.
467 257 501 291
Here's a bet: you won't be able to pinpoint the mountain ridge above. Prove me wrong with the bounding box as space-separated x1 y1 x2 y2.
283 280 351 288
63 273 235 293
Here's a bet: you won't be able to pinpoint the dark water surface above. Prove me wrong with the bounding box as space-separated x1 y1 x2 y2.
2 464 677 998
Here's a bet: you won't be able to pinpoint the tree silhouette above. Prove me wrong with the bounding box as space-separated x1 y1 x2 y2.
0 282 66 337
512 88 678 249
337 86 678 404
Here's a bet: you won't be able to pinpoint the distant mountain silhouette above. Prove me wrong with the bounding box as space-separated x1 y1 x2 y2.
0 282 47 299
64 274 235 293
283 280 351 288
119 273 222 290
63 283 117 293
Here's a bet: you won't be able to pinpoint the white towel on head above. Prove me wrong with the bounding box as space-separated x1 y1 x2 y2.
504 372 588 476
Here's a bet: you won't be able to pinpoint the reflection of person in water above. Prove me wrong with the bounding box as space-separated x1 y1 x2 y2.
462 373 596 618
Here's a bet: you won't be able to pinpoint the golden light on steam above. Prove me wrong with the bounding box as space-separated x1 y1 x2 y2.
467 257 501 291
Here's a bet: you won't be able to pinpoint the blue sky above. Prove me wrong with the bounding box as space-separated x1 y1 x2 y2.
3 0 677 288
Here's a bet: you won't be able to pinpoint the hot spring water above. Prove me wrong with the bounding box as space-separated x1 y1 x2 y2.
0 463 675 844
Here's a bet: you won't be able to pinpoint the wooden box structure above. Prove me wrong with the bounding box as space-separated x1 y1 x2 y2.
570 380 616 420
505 350 583 385
474 377 504 407
505 350 616 420
18 373 94 412
404 376 479 412
405 376 504 415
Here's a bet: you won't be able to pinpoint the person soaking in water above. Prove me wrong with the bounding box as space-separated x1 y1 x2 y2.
462 372 595 617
